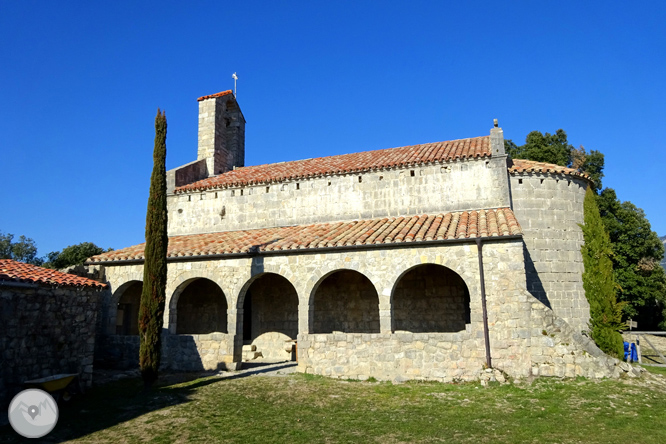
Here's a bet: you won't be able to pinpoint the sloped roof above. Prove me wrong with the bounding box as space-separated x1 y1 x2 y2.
197 90 233 101
0 259 107 288
509 159 591 180
175 136 491 193
88 208 522 263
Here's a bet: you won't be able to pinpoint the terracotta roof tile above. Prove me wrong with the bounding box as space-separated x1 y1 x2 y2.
89 208 522 263
176 136 491 193
197 90 233 101
0 259 107 288
509 159 591 181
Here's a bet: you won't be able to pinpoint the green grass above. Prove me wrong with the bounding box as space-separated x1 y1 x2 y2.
2 373 666 443
642 365 666 377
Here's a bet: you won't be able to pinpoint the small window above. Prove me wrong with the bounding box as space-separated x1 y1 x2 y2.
188 195 192 202
379 175 384 181
358 176 362 183
410 170 415 177
215 192 218 198
296 183 300 190
328 181 331 186
231 190 235 197
518 179 523 184
240 189 244 196
266 186 270 193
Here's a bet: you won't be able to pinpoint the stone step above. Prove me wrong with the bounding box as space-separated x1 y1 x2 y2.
242 344 256 352
243 351 263 361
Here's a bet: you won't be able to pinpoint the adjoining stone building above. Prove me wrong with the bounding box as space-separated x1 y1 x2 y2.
88 90 620 381
0 259 107 406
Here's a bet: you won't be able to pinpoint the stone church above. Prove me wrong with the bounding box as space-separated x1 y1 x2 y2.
88 90 620 381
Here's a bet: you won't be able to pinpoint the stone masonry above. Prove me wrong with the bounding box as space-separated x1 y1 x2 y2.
88 91 622 382
0 262 105 406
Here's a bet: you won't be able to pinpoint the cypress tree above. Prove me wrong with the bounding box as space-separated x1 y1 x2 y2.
580 186 625 358
138 109 168 387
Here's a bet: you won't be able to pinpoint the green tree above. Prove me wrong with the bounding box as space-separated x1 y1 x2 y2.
505 130 605 190
138 109 169 388
597 188 666 329
0 231 43 265
572 145 605 191
579 187 625 357
505 129 573 166
43 242 113 269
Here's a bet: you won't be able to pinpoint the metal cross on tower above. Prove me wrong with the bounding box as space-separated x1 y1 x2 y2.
232 72 238 98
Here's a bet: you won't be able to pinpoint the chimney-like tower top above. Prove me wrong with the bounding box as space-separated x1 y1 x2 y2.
197 91 246 176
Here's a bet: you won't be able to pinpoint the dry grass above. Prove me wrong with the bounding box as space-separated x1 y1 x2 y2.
2 371 666 444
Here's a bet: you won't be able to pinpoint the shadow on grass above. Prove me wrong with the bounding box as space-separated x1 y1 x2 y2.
0 361 297 443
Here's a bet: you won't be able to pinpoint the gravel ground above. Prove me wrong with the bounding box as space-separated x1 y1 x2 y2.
93 359 298 387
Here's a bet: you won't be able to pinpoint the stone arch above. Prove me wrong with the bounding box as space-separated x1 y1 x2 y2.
108 280 143 335
168 271 231 333
310 269 380 334
239 272 299 361
391 263 471 333
171 278 228 334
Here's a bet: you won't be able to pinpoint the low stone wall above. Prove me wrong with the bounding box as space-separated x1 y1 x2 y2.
95 332 236 372
0 283 101 406
297 300 619 382
298 328 486 382
164 332 235 371
95 335 140 370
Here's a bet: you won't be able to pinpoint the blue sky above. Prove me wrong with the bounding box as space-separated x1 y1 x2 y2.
1 1 664 256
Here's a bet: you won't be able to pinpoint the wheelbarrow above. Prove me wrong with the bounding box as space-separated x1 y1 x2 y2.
24 373 83 403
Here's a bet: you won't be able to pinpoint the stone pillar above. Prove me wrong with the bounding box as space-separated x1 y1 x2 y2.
299 304 313 335
227 308 244 363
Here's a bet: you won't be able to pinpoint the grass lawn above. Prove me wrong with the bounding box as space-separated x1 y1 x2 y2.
2 371 666 444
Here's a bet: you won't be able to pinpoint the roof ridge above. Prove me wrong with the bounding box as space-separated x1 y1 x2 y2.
176 135 491 193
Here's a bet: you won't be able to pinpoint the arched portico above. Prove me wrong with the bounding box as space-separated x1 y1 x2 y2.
108 280 143 335
310 269 380 334
239 272 299 361
391 264 470 333
171 278 228 334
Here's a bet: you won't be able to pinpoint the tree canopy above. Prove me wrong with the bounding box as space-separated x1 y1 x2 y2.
43 242 113 269
505 129 605 190
579 187 624 357
508 128 664 330
0 231 43 265
597 188 666 329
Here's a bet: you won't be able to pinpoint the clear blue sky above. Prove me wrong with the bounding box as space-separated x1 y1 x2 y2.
1 1 664 256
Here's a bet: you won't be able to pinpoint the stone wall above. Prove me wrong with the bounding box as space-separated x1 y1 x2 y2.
509 173 590 332
1 283 102 406
94 238 616 382
164 333 235 372
176 279 228 334
167 156 512 236
96 332 237 372
312 270 380 334
393 264 469 333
